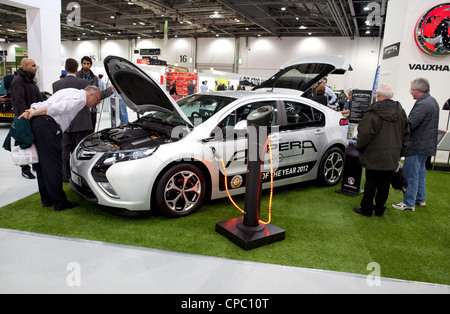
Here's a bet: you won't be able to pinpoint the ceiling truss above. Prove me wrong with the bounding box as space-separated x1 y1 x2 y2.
0 0 388 42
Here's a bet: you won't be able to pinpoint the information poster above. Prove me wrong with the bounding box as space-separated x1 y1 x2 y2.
349 90 373 123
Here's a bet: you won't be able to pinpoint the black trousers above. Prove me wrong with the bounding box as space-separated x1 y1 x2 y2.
31 116 68 209
62 130 92 182
360 169 394 213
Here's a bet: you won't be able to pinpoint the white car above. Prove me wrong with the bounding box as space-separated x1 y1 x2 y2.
70 55 350 217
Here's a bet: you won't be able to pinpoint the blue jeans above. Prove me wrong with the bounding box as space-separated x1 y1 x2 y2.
119 99 129 124
403 154 428 207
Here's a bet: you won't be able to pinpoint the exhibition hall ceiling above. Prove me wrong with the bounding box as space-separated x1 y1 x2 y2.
0 0 388 42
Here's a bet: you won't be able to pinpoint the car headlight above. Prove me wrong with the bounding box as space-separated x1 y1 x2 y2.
100 147 158 166
91 147 158 199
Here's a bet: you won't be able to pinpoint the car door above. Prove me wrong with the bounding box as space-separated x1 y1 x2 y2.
274 99 328 183
209 100 279 194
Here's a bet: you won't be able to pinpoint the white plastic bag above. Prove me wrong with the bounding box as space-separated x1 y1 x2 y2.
11 144 39 166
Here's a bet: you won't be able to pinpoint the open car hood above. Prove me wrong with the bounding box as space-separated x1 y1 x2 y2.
254 55 350 93
104 56 193 127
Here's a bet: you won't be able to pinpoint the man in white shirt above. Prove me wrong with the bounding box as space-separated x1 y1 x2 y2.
19 85 102 211
200 81 208 93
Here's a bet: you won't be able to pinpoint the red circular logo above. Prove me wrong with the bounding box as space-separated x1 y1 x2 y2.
415 3 450 56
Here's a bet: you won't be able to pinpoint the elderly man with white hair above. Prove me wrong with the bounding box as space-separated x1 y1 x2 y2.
353 83 410 217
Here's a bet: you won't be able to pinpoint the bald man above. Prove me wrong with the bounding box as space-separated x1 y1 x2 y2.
10 58 43 179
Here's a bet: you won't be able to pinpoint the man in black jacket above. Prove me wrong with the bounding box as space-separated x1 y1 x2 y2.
354 84 410 217
53 58 90 182
10 58 43 179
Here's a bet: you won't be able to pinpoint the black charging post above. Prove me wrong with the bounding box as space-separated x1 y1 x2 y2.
216 105 286 250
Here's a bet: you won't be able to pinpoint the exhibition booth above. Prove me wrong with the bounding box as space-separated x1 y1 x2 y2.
0 0 449 294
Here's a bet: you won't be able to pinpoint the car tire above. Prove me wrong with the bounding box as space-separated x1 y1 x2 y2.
155 163 206 217
317 147 344 186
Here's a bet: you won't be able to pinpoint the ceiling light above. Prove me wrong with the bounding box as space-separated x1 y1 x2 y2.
111 16 115 19
299 25 307 29
281 7 286 11
366 30 371 34
308 32 312 36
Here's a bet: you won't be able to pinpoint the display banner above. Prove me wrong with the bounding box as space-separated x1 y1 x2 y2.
348 90 373 123
383 42 401 59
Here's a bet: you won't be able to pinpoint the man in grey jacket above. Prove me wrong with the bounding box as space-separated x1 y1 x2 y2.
393 78 439 211
354 84 410 217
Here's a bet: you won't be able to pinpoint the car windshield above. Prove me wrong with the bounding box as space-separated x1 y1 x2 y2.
150 94 236 126
255 63 335 92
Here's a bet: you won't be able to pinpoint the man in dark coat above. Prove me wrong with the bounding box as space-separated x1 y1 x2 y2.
354 83 410 217
10 58 43 179
53 58 90 182
392 78 439 211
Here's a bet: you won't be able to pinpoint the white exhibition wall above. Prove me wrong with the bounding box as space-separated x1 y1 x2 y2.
380 0 450 162
5 35 381 95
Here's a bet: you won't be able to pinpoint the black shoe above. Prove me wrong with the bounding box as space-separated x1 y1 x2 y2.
375 207 386 217
54 201 79 212
353 207 372 217
22 170 36 179
42 203 53 208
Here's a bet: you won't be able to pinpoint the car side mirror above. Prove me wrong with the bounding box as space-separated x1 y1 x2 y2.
233 120 248 132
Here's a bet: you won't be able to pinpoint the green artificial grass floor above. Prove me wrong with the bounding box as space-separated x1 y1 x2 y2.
1 169 449 286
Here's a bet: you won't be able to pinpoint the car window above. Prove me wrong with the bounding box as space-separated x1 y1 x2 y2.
283 100 325 129
173 94 236 125
218 101 277 137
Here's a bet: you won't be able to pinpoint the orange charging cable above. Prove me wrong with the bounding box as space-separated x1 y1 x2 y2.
219 136 274 225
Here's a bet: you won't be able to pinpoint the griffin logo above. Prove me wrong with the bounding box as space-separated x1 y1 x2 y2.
415 3 450 56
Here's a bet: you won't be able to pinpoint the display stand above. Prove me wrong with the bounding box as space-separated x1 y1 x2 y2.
216 106 285 250
335 91 372 197
166 71 198 100
335 143 364 196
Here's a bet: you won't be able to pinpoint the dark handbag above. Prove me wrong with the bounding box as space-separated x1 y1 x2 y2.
391 162 408 192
